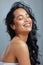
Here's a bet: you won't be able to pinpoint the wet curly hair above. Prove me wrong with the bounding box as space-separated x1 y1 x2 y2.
5 1 40 65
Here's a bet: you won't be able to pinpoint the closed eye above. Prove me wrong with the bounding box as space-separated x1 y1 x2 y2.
18 17 23 20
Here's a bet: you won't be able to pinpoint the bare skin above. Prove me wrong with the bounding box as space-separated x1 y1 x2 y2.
2 36 30 64
1 8 32 65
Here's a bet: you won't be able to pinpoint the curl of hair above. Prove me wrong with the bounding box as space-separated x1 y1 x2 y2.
5 1 40 65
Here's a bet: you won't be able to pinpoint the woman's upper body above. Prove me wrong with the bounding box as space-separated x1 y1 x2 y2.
2 36 31 65
2 4 32 65
1 1 40 65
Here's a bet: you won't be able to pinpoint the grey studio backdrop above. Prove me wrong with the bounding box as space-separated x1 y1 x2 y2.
0 0 43 65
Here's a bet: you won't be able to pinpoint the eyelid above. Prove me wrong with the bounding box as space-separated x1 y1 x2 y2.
17 15 23 19
16 14 30 20
17 15 23 20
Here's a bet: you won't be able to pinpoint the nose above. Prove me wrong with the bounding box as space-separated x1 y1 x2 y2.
24 17 29 22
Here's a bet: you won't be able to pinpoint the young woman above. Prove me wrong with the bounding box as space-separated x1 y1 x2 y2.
1 1 40 65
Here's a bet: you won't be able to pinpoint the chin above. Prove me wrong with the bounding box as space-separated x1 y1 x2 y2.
25 28 32 32
23 29 32 34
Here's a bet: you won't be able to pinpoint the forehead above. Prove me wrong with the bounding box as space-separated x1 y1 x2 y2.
13 8 28 17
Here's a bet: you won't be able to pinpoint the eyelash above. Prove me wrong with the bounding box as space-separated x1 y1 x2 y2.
18 15 30 20
18 18 23 20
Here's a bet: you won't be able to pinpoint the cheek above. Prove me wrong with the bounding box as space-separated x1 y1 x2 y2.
31 20 32 26
29 18 32 26
29 18 32 31
29 18 32 23
15 21 23 30
14 21 24 33
16 20 23 27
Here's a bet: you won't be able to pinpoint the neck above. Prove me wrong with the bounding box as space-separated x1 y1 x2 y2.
17 33 29 43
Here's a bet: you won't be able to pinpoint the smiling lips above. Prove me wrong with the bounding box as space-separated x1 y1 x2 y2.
23 22 31 27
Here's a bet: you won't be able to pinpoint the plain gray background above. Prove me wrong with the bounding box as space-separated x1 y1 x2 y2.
0 0 43 65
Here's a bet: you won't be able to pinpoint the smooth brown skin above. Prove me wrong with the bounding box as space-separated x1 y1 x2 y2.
2 8 32 65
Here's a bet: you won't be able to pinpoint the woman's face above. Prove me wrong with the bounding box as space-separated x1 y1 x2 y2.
12 8 32 34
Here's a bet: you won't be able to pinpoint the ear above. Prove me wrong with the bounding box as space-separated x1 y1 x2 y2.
10 24 15 30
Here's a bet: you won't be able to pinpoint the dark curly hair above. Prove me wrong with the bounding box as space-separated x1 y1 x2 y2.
5 1 40 65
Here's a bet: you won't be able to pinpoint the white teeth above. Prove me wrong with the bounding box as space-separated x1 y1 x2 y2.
23 23 30 27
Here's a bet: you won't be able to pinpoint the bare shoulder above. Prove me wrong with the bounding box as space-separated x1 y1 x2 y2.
12 37 31 65
2 36 31 64
12 36 29 52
